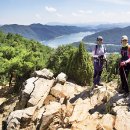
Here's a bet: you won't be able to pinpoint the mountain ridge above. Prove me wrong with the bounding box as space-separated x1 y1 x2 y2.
82 26 130 45
0 23 95 41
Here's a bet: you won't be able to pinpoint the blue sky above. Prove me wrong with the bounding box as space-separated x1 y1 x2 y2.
1 0 130 25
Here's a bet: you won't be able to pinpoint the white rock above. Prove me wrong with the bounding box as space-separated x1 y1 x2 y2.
43 102 61 116
33 68 54 79
28 78 54 107
56 72 67 84
69 98 92 122
115 110 130 130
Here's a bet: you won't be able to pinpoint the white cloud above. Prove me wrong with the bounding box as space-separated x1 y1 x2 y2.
86 10 93 14
67 10 130 24
78 10 86 14
78 10 93 14
72 10 93 17
45 6 57 12
97 0 130 5
72 12 79 16
126 11 130 14
56 13 63 17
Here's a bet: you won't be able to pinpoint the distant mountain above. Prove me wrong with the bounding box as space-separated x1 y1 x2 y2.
71 42 121 53
0 24 39 40
82 26 130 45
46 22 130 28
0 23 96 41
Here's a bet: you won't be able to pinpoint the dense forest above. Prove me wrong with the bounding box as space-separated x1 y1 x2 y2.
0 31 53 91
0 31 121 92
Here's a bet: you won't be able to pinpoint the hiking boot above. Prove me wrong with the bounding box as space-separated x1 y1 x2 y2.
97 83 103 86
94 84 98 88
92 84 98 88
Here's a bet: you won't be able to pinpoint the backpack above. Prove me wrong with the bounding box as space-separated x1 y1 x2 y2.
94 44 106 55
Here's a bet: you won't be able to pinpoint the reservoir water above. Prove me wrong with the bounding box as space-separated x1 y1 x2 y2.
42 31 94 48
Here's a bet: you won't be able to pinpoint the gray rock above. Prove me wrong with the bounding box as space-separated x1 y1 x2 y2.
33 68 54 79
7 106 36 130
27 78 55 107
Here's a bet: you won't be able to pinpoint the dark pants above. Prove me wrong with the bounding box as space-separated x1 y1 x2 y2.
93 59 103 85
119 65 130 93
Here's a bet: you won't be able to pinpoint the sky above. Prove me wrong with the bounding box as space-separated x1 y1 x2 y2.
1 0 130 25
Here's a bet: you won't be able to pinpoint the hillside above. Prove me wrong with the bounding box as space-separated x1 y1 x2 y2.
0 24 94 41
1 69 130 130
0 24 39 40
82 26 130 45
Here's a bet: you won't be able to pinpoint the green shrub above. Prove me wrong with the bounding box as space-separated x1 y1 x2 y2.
47 45 77 75
102 53 120 82
67 42 93 85
0 32 52 91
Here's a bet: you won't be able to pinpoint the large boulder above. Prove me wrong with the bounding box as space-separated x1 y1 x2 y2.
15 77 38 109
16 77 55 109
37 102 62 130
51 81 86 99
32 68 54 79
7 106 37 130
27 78 55 107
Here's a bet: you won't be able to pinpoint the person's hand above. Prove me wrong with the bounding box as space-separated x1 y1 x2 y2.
98 55 104 59
120 61 126 67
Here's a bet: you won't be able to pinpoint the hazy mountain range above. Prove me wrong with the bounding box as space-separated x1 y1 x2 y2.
1 23 130 42
0 23 96 41
1 23 130 52
82 26 130 45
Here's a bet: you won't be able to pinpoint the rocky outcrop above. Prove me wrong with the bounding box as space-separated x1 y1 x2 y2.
2 69 130 130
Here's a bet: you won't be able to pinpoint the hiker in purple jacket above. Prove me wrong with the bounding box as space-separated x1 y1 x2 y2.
119 35 130 97
92 36 106 88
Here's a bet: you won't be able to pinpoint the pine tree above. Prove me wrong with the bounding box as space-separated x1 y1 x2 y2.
67 42 93 86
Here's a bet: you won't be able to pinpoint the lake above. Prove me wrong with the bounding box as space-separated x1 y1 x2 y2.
42 31 94 48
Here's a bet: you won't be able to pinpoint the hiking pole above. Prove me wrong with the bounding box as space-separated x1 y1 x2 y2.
122 66 129 90
117 68 120 90
117 60 121 89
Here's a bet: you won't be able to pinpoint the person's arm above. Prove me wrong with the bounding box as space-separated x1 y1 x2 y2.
92 45 98 58
103 45 107 59
125 46 130 64
120 46 130 66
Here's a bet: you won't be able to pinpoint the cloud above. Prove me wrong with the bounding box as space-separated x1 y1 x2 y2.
126 11 130 15
72 10 93 17
78 10 86 14
97 0 130 5
78 10 93 14
45 6 57 12
72 12 78 16
56 13 63 17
